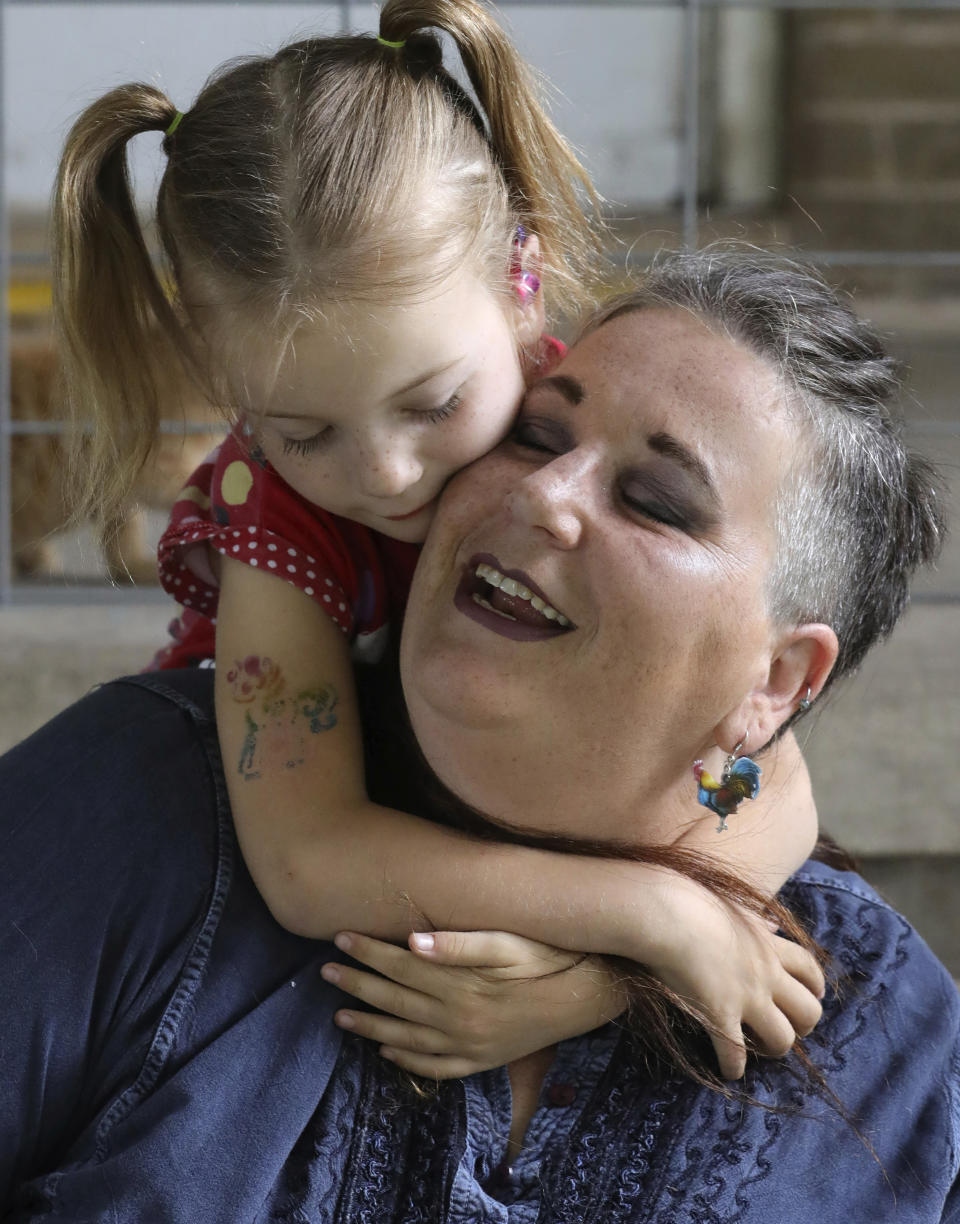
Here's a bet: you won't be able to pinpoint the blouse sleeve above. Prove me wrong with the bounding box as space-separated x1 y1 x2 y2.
157 431 356 637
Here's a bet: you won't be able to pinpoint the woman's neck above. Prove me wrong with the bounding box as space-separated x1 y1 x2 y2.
423 723 700 849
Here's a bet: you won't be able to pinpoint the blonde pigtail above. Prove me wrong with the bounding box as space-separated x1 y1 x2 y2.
380 0 608 320
52 83 190 538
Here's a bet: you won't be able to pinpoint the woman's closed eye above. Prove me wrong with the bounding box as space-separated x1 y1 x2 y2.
620 476 712 533
510 408 712 534
509 414 572 454
620 487 689 529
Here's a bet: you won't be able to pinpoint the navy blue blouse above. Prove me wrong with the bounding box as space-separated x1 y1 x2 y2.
2 671 958 1221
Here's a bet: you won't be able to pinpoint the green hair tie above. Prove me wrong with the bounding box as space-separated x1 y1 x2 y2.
377 35 406 49
165 110 184 138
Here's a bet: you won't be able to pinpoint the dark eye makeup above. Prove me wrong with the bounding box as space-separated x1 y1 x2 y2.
618 478 694 530
509 414 573 454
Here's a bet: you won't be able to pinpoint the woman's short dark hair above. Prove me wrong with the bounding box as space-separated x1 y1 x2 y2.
583 246 945 707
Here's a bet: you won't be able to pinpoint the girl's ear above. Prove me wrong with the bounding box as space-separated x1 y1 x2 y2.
512 231 545 349
714 623 839 753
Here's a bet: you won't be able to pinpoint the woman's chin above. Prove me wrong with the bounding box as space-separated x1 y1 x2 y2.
403 677 514 761
401 627 525 733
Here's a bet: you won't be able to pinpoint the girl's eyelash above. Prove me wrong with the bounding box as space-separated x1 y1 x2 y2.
281 429 331 457
420 392 463 424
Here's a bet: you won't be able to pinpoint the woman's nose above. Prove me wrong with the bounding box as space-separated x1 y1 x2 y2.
505 459 588 548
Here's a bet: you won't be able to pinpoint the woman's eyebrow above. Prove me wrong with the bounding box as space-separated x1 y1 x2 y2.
647 431 719 504
529 374 585 405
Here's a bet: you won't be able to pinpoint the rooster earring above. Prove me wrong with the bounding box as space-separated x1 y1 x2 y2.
693 738 762 833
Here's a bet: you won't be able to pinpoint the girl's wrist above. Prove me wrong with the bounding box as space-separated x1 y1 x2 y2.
596 867 694 964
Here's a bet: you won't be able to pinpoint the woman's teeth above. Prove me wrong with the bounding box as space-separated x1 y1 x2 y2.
472 595 518 621
474 562 572 627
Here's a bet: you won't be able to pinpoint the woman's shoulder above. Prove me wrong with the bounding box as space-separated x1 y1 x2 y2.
0 672 227 1190
0 671 228 1033
0 672 350 1208
1 670 221 894
783 857 960 1163
784 856 958 1007
655 859 960 1221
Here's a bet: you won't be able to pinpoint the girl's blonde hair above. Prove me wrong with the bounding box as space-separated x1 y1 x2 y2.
53 0 605 533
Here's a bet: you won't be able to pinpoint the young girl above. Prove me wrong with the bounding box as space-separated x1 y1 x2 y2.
54 0 824 1082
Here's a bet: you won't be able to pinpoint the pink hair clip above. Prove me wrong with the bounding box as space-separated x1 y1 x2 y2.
511 225 539 301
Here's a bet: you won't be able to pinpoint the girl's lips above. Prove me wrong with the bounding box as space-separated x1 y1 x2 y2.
453 553 575 642
386 499 435 522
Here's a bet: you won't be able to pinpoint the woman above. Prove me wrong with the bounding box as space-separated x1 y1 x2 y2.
1 251 957 1220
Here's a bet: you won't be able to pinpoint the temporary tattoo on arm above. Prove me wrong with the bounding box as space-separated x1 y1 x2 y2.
227 655 339 781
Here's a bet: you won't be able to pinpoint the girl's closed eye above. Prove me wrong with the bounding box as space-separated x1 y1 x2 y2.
414 390 464 425
278 387 464 460
281 426 334 457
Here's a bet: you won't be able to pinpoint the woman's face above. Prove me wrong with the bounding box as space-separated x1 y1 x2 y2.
400 307 797 841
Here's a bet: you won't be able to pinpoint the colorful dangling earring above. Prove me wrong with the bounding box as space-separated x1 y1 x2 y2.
692 738 762 832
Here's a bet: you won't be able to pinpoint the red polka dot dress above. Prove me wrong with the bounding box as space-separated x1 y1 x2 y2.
149 428 419 670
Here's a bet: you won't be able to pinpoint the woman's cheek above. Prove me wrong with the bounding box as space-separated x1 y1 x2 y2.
455 451 519 519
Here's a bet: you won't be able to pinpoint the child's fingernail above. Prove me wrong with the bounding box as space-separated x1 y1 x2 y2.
411 933 435 952
380 1047 397 1061
334 1010 355 1029
321 964 341 984
334 932 353 952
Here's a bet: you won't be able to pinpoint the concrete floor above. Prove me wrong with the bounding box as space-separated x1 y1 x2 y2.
2 300 958 974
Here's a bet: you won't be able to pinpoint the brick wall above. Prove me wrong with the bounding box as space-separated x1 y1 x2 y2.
784 9 960 254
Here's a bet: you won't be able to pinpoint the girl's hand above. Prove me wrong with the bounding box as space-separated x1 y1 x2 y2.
321 929 626 1079
643 880 826 1081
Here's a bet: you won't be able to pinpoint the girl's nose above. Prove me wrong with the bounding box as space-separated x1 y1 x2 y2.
356 437 424 499
504 458 589 549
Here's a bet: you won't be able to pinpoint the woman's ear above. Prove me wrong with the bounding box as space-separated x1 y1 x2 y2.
512 231 545 350
714 623 839 753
